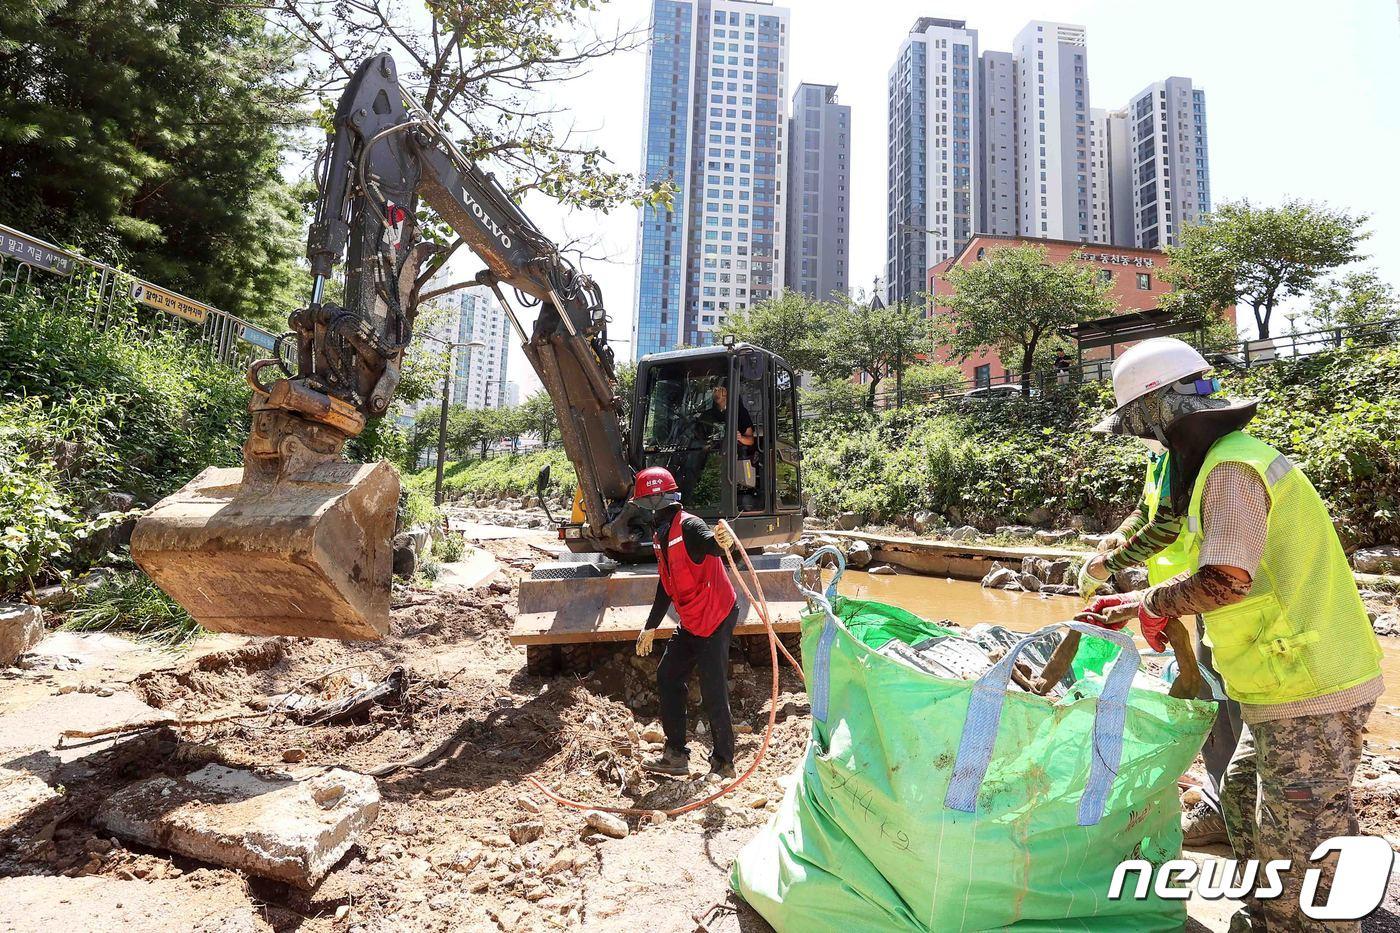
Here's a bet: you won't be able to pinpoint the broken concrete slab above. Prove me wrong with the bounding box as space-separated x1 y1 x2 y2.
0 766 61 833
0 603 44 666
98 764 379 889
0 873 271 932
0 691 168 785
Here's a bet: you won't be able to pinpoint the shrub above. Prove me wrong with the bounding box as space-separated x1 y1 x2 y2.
409 448 578 503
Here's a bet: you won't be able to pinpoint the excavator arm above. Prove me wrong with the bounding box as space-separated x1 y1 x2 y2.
270 54 635 549
132 54 640 641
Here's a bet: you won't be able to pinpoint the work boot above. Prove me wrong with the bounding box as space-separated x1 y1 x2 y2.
643 747 690 777
706 757 737 782
1181 800 1229 846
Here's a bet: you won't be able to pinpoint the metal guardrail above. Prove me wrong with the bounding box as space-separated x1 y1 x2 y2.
0 222 282 370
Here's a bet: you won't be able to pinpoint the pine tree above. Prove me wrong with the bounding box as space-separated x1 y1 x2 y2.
0 0 306 326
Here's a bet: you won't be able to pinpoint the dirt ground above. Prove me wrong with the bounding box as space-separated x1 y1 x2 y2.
5 527 1400 932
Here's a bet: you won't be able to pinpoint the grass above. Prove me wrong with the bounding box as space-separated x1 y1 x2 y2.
63 570 204 647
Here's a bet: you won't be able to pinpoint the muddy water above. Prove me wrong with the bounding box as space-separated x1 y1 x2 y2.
840 570 1400 748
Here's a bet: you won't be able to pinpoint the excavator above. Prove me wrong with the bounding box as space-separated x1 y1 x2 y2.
131 54 805 643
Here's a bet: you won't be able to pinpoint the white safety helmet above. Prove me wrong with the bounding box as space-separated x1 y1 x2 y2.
1091 337 1210 435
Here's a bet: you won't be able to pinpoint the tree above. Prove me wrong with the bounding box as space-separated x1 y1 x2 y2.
1160 199 1368 340
813 297 936 411
520 390 559 447
901 363 966 402
1306 269 1398 333
720 291 832 372
0 1 308 326
271 0 673 302
939 246 1115 395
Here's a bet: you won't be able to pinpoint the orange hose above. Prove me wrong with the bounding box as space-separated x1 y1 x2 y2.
527 520 803 819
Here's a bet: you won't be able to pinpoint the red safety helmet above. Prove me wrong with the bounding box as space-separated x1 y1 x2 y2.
632 467 679 500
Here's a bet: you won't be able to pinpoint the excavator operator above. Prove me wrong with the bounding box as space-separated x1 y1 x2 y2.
631 467 740 781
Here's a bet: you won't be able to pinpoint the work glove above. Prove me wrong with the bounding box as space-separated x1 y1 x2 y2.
635 628 656 657
1136 600 1171 653
714 522 736 551
1077 554 1112 599
1098 532 1127 554
1075 593 1140 631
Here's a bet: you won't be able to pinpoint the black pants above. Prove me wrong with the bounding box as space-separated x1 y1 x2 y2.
656 603 739 764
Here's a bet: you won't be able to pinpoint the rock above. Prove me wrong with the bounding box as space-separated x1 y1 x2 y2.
445 846 483 872
813 535 841 551
640 726 665 743
980 564 1018 590
1079 533 1110 549
995 525 1036 538
748 796 769 808
949 525 980 542
1374 614 1400 638
391 539 417 579
509 821 543 845
868 564 897 575
517 794 542 814
1018 572 1043 593
775 692 811 720
833 512 862 531
734 722 755 735
583 810 628 839
762 543 791 555
1021 556 1049 580
0 691 167 786
98 764 379 889
0 874 272 932
0 768 61 834
1354 546 1400 575
1025 506 1052 526
787 539 810 558
845 540 872 569
0 603 44 666
1039 584 1078 597
1114 567 1149 592
1043 559 1073 585
281 747 307 763
1034 529 1077 545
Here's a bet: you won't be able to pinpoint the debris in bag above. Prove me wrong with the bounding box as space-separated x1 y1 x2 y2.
873 625 1075 697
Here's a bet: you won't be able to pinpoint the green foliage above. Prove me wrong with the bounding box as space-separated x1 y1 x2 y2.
720 291 834 373
1162 199 1369 340
400 483 443 531
521 390 560 447
938 246 1116 393
1305 269 1398 333
433 531 466 563
0 0 308 327
900 363 966 402
802 345 1400 546
65 567 201 647
0 293 249 506
409 448 577 502
0 399 115 591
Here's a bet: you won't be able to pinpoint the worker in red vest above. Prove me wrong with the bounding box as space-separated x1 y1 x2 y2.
631 467 740 780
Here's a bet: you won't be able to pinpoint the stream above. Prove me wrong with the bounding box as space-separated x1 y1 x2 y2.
841 569 1400 748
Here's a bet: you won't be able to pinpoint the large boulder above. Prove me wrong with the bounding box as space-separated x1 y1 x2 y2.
995 525 1036 539
1043 559 1074 586
1354 546 1400 575
833 512 862 531
949 525 980 542
0 604 43 667
845 540 873 569
981 563 1019 590
1034 529 1077 545
1018 572 1043 593
1114 566 1149 592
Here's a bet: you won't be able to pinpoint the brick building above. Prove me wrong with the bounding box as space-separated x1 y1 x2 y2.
927 233 1218 387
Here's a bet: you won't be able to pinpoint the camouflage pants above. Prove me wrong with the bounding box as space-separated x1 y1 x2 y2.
1221 703 1373 932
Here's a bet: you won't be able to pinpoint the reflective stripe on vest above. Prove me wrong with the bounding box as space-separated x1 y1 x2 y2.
653 511 736 638
1146 431 1381 706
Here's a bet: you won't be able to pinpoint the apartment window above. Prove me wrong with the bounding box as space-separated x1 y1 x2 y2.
974 364 991 389
1136 272 1152 290
1099 269 1113 284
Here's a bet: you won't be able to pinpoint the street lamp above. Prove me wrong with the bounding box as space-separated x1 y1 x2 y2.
435 338 485 505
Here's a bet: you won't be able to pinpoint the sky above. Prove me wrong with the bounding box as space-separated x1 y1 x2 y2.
440 0 1400 396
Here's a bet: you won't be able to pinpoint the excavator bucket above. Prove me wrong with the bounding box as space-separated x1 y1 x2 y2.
131 461 400 641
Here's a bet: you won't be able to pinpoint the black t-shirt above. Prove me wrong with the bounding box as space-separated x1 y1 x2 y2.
703 400 753 435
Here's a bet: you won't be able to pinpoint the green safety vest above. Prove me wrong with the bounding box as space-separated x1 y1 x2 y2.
1142 431 1381 706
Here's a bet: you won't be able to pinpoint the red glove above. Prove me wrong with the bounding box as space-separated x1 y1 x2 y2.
1138 603 1170 652
1075 594 1136 631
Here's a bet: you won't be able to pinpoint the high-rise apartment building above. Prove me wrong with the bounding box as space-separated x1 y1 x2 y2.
1114 77 1211 249
455 288 510 409
977 49 1016 237
785 82 850 299
632 0 790 360
886 18 977 305
1089 107 1112 244
1012 21 1091 242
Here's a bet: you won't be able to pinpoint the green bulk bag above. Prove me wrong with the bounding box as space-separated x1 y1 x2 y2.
733 549 1216 932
